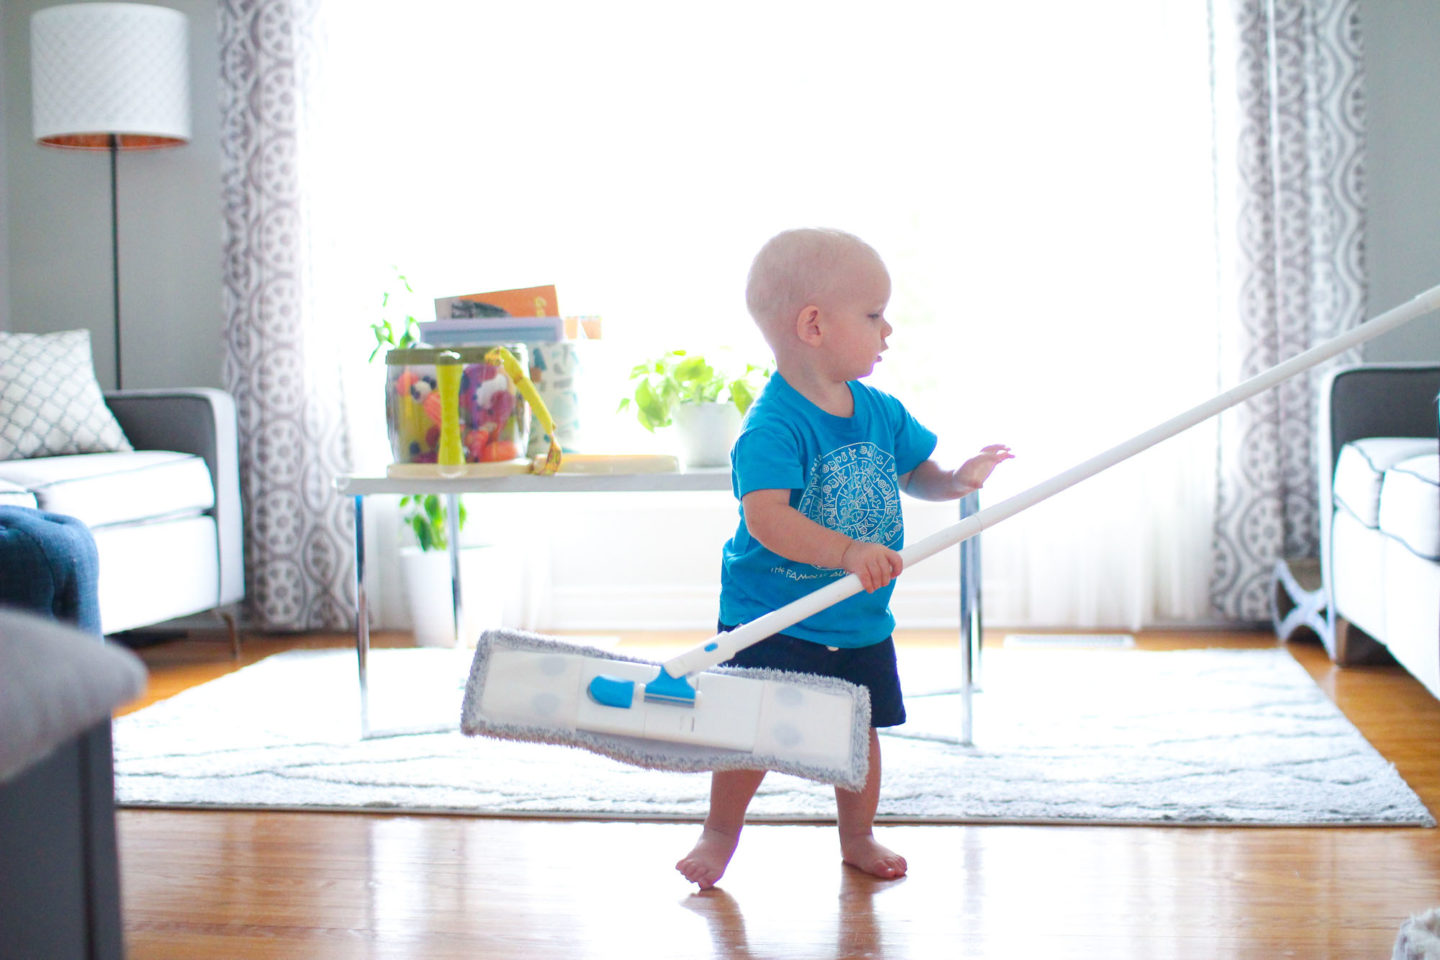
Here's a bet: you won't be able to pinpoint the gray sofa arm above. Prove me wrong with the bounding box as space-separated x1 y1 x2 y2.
103 389 244 607
1317 363 1440 661
0 610 146 960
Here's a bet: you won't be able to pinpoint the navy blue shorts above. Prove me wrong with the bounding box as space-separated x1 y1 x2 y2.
717 622 906 728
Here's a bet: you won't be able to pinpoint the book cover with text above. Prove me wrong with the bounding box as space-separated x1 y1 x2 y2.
435 284 560 320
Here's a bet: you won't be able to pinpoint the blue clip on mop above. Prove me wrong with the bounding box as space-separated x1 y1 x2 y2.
462 283 1440 790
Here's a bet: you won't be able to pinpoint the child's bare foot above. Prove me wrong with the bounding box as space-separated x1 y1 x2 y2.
841 833 907 879
676 827 741 889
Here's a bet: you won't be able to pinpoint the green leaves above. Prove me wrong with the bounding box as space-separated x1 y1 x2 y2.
627 377 675 432
671 354 721 403
398 494 467 552
728 377 756 416
727 364 770 417
619 350 771 432
368 266 422 362
368 316 422 362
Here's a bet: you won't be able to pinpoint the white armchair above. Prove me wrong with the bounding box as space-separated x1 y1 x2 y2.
0 388 244 639
1317 363 1440 699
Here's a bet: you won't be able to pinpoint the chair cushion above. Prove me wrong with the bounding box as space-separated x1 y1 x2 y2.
0 479 37 510
1379 453 1440 560
0 452 213 528
0 330 132 460
93 516 219 635
1332 438 1437 527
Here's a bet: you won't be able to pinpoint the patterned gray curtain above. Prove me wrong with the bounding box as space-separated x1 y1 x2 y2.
1210 0 1368 620
219 0 355 630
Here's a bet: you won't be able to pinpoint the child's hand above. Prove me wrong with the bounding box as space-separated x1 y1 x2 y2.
956 444 1014 491
841 540 903 593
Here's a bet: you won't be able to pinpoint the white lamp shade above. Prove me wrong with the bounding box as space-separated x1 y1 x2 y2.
31 2 191 149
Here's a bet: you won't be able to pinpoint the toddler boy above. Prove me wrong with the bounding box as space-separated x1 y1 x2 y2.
676 228 1012 888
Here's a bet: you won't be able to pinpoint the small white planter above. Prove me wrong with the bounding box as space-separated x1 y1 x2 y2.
673 402 741 469
400 545 509 648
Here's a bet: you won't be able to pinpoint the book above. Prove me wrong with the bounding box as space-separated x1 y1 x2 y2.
426 284 567 345
417 316 564 345
434 284 559 321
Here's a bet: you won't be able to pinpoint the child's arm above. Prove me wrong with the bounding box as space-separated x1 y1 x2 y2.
741 489 901 593
901 444 1013 501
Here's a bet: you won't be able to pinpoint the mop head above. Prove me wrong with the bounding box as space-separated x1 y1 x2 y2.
461 629 872 791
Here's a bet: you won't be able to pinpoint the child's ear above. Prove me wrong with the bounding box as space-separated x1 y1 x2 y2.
795 305 823 345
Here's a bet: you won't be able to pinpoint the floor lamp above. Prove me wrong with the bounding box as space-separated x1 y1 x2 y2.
30 2 191 390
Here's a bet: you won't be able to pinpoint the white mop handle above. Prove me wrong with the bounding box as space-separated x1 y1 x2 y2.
664 282 1440 679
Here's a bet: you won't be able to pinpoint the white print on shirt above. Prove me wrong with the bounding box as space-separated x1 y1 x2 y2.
769 565 836 581
797 442 902 546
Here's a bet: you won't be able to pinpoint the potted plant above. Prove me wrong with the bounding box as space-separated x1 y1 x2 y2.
620 350 771 467
395 491 511 649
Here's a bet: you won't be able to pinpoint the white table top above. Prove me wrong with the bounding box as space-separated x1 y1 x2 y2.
335 467 732 496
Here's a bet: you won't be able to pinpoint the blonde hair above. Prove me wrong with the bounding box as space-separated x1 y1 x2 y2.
744 228 886 344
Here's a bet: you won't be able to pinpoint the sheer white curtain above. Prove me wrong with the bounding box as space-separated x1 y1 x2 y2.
308 0 1223 630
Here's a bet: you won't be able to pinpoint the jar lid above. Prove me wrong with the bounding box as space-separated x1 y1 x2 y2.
384 344 526 364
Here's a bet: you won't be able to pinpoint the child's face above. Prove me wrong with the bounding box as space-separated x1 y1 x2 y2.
817 256 893 381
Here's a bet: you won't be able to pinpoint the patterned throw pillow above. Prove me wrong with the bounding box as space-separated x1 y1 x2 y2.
0 330 132 460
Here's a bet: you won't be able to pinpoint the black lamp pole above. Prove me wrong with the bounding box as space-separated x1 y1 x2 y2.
109 134 122 390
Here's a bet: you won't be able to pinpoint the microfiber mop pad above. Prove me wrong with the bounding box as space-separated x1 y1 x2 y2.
462 629 873 791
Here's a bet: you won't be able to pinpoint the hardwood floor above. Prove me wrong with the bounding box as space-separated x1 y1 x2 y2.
115 628 1440 959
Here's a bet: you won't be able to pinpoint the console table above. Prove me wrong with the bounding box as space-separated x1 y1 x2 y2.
333 470 982 742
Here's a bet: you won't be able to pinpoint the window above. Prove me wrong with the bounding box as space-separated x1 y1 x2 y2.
314 1 1222 628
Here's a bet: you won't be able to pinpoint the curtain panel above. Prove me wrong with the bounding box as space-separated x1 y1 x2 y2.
1210 0 1368 620
219 0 355 630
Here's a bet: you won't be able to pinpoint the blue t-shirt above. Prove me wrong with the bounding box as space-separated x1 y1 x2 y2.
719 373 938 648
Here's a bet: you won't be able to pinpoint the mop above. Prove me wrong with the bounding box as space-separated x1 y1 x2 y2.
461 283 1440 791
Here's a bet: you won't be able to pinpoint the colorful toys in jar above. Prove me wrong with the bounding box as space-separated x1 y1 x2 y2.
385 345 532 465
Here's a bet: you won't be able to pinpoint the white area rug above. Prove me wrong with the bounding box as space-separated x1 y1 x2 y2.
113 645 1435 826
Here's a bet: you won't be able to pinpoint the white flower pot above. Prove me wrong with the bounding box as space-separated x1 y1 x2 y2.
673 402 741 469
400 545 509 648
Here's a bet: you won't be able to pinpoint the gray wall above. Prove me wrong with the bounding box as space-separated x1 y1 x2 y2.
1 0 221 391
0 1 1435 394
1359 0 1440 360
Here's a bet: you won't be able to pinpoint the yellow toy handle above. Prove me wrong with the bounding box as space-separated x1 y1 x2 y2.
435 352 465 478
484 346 563 475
